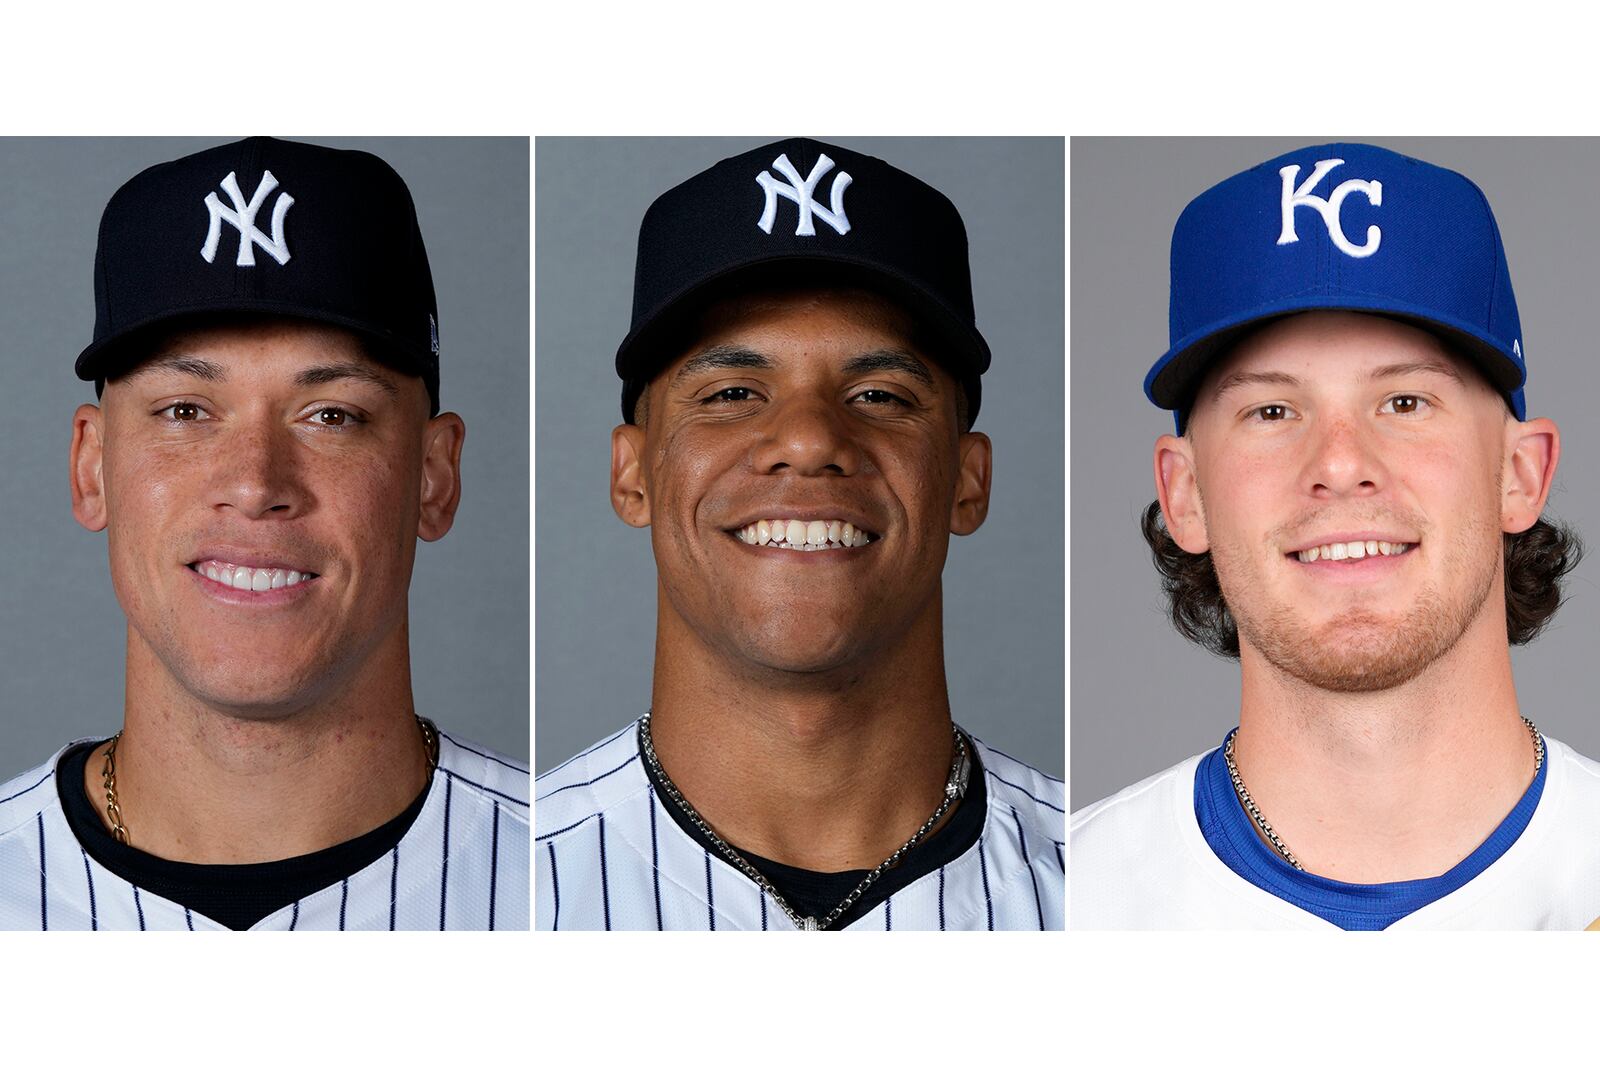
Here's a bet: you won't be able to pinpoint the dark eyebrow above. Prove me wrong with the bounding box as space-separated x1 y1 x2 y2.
1368 359 1465 385
119 353 228 383
295 362 400 396
670 345 774 385
842 349 934 387
1210 369 1301 402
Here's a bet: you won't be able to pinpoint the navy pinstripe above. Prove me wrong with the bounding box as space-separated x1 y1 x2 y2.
988 770 1066 813
339 879 349 930
185 907 194 931
536 812 598 842
648 790 663 930
290 899 299 930
489 802 500 931
389 845 400 931
443 733 531 775
759 886 767 930
598 814 611 930
885 895 892 930
546 842 560 931
1055 842 1065 872
1012 806 1045 930
1 770 52 805
37 814 46 931
538 754 638 800
81 850 98 930
439 774 453 931
438 766 528 808
938 865 947 930
534 723 631 784
704 852 715 930
133 885 146 930
978 838 994 930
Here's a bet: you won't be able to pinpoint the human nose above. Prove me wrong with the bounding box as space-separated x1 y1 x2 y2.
206 416 309 519
1302 413 1386 499
749 395 863 476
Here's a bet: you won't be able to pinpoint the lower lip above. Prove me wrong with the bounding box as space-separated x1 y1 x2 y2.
726 533 878 561
186 566 319 605
1288 548 1415 583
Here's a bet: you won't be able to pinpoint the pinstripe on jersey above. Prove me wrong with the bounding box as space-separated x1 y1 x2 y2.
0 730 530 931
535 719 1064 931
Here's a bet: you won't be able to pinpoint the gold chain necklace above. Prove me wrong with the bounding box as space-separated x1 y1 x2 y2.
100 716 440 847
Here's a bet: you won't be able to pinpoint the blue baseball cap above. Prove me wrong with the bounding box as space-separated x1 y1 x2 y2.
1145 142 1526 432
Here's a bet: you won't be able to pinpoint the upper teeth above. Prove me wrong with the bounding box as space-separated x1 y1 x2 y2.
1296 540 1412 563
196 559 311 590
734 518 872 550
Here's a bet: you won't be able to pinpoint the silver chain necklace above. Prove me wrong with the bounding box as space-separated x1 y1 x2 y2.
638 714 971 931
1223 716 1545 872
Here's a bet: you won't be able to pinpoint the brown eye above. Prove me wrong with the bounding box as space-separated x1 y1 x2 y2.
1390 396 1420 415
1256 404 1289 421
171 403 201 421
316 408 349 426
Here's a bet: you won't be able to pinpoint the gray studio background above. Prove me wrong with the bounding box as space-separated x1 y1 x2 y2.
1071 138 1600 808
536 137 1064 777
0 137 529 781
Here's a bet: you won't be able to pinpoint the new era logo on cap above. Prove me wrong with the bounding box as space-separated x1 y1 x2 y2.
1146 142 1528 430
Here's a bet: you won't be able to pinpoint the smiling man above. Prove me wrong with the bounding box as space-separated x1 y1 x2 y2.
1071 142 1600 929
0 138 528 930
535 138 1064 931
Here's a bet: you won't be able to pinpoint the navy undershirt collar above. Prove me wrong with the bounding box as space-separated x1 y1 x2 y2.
1194 729 1547 930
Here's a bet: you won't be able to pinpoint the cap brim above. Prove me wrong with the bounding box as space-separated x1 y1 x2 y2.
615 251 991 425
1146 297 1527 418
76 300 439 411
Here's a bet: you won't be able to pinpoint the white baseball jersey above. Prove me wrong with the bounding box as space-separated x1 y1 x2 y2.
0 730 529 930
535 719 1065 930
1071 735 1600 929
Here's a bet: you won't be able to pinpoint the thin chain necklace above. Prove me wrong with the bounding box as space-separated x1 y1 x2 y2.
100 716 440 847
1223 716 1545 872
639 713 971 931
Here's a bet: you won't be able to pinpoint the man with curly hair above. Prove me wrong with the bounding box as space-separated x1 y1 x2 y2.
1071 142 1600 930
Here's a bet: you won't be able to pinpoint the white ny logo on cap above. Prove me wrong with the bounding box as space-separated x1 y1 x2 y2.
756 153 852 237
1277 159 1382 259
201 170 294 267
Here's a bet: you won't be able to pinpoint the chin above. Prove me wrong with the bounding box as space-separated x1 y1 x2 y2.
157 647 345 719
723 622 871 677
1243 599 1480 694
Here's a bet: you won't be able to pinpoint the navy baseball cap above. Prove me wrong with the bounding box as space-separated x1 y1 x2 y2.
616 137 992 425
77 137 443 415
1146 142 1526 432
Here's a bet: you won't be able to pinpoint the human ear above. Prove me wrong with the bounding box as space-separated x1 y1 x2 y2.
70 404 109 533
1154 434 1208 553
417 412 466 542
1502 416 1559 534
611 423 651 528
949 431 992 536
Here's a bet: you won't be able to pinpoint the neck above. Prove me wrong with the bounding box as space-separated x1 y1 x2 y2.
1232 608 1538 883
648 590 957 872
89 625 431 863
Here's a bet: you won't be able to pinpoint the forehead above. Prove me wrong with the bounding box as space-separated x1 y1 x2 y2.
123 318 368 372
1196 311 1491 401
677 286 920 363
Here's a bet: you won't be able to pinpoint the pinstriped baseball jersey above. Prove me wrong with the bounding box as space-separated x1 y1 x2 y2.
0 730 530 930
535 719 1064 930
